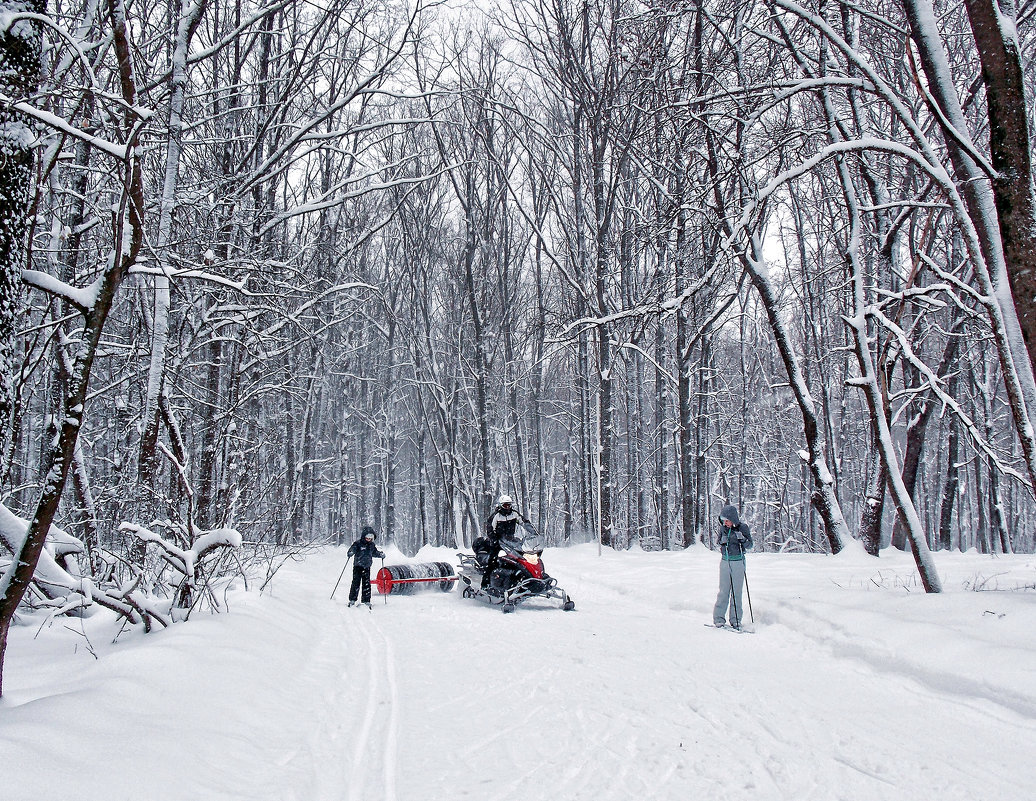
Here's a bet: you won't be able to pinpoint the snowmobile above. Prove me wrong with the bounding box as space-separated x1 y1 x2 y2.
458 523 576 613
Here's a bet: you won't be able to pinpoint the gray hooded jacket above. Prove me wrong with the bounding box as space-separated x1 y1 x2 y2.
718 504 753 560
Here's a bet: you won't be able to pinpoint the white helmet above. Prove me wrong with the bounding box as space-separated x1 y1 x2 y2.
498 494 513 506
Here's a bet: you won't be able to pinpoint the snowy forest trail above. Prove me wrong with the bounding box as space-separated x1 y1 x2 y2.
3 544 1036 800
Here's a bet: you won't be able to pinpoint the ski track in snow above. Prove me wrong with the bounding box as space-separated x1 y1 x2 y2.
344 611 399 801
2 545 1035 801
267 593 400 801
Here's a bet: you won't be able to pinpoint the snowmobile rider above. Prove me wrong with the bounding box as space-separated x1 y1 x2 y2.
347 525 385 607
482 495 525 590
713 504 754 629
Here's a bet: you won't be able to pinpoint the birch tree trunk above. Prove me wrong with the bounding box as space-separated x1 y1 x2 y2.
939 389 961 551
835 157 941 591
138 0 206 486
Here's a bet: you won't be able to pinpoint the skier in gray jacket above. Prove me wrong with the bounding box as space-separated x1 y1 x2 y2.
713 504 754 629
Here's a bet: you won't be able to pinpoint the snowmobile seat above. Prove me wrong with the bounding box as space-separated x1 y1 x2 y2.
472 536 493 568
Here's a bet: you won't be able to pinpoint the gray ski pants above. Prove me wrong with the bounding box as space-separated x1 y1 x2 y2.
713 558 746 627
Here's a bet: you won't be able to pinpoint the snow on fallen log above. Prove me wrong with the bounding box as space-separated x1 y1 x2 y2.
118 522 242 582
1 504 242 632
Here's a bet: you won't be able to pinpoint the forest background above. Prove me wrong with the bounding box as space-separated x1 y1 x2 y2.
2 0 1036 689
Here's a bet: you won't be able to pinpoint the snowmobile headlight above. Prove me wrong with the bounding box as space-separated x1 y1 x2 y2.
522 551 540 563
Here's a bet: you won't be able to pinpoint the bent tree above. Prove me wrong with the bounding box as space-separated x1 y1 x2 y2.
0 0 145 697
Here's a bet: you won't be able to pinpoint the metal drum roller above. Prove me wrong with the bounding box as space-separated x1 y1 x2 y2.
375 561 457 595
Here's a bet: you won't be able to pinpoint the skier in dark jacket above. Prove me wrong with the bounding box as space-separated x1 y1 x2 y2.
347 525 385 607
481 495 524 590
713 504 754 629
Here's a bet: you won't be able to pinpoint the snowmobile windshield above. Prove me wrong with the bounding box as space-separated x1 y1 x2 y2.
519 532 544 554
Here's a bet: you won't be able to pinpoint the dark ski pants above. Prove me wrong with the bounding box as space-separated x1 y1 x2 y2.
714 557 746 627
481 545 501 588
349 565 372 603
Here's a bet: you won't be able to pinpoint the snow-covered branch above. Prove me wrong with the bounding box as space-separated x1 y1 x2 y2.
0 93 131 158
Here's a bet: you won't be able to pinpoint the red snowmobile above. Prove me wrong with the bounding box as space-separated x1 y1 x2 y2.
458 523 575 613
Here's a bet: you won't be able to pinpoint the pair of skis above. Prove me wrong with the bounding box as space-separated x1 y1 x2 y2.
704 622 754 634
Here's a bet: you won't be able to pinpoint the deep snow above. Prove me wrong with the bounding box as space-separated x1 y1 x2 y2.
2 542 1035 801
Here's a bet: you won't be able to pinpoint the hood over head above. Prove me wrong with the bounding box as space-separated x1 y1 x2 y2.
719 505 741 527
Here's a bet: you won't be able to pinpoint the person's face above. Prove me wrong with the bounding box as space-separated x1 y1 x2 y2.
502 503 512 511
365 534 374 541
722 518 734 529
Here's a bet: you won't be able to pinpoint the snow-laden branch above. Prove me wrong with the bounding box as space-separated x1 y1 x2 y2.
181 0 294 70
744 137 950 226
746 76 875 129
118 522 242 584
256 163 460 238
903 39 996 178
554 260 723 342
0 93 130 159
127 262 248 292
616 342 677 385
771 0 986 181
21 270 102 313
235 1 422 198
865 305 1030 487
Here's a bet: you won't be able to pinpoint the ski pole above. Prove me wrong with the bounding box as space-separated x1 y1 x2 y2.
331 555 352 599
743 555 755 624
727 556 741 630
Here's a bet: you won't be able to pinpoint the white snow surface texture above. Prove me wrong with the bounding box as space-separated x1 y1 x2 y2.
2 542 1035 801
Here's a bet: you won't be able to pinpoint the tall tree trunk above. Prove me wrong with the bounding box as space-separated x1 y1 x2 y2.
892 319 965 547
836 160 941 590
740 237 849 555
693 336 712 541
654 293 669 549
461 225 492 517
194 326 222 529
859 440 888 556
138 0 207 486
939 406 960 551
962 0 1036 378
0 0 43 483
674 172 695 547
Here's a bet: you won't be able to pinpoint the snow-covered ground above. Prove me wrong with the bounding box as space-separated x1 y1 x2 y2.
3 542 1035 801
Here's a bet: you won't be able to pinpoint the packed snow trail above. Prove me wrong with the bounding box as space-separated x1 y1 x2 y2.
2 544 1035 800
